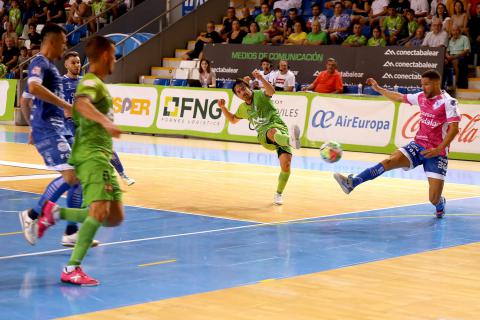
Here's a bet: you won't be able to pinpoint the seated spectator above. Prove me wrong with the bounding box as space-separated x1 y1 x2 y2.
14 45 29 77
198 58 216 88
450 1 468 34
242 21 267 44
367 25 387 46
285 7 306 38
227 20 247 44
410 0 429 18
272 60 295 91
343 23 367 46
239 7 255 32
1 23 18 48
221 6 238 37
446 25 470 87
184 21 224 60
9 0 22 35
27 23 42 47
0 0 4 17
390 0 411 14
382 4 406 44
32 0 48 25
266 8 287 44
369 0 388 26
398 8 418 45
303 58 343 94
304 20 328 45
47 0 67 24
1 36 19 71
405 25 425 46
273 0 302 11
422 18 448 46
306 4 327 32
250 58 276 89
285 21 307 44
255 3 274 33
445 0 468 17
433 3 452 33
327 2 351 44
67 0 92 26
351 0 371 25
469 3 480 65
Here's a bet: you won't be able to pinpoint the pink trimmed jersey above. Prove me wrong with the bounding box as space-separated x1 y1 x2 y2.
403 91 461 156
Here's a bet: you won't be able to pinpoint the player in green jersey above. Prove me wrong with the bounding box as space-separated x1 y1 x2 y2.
218 70 301 205
27 35 123 286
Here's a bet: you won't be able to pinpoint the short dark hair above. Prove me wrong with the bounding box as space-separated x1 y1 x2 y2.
85 35 114 62
288 7 298 13
40 23 67 41
28 22 37 28
232 78 249 94
406 8 415 15
312 3 321 9
260 57 272 65
421 69 441 80
64 51 80 60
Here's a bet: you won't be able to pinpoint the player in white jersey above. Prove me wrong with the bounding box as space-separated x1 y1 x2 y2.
334 70 461 218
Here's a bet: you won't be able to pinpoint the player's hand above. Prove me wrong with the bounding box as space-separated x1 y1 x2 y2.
103 121 122 138
421 147 441 158
252 69 263 81
366 78 380 91
63 102 73 118
217 98 226 109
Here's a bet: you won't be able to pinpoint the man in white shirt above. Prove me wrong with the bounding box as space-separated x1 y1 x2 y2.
273 0 302 11
369 0 389 25
272 60 296 92
410 0 429 17
251 58 276 89
422 17 448 47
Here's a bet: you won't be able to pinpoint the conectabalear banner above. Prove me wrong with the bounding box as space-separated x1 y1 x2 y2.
203 44 444 87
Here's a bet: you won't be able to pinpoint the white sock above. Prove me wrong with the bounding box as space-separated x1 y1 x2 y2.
64 265 77 273
52 205 61 221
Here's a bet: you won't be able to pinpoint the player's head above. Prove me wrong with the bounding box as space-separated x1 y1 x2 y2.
64 51 81 76
40 23 67 59
421 70 441 97
85 35 116 75
232 78 253 101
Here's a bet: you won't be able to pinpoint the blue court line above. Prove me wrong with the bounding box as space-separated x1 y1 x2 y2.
1 188 480 320
1 130 480 186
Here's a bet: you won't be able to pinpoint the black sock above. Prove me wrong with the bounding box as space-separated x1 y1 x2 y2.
65 224 79 236
28 209 39 220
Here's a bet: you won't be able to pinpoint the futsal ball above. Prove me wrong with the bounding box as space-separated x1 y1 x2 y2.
0 64 7 78
320 141 343 163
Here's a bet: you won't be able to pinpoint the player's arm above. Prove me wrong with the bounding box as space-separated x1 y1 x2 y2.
253 69 275 97
28 82 72 114
19 95 33 126
421 122 459 158
366 78 403 102
217 99 240 124
74 96 122 138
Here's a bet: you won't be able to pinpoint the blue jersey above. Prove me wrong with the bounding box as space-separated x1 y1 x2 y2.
27 54 68 136
62 75 81 105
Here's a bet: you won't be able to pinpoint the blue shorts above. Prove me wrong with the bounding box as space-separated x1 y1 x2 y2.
399 141 448 180
32 132 74 171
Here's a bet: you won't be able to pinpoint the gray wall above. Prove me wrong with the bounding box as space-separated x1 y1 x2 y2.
107 0 228 84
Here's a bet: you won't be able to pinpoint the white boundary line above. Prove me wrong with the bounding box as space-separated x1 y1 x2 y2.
0 160 51 170
0 174 60 182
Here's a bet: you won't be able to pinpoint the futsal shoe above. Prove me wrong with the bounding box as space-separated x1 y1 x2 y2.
120 173 136 186
435 197 446 219
333 173 355 194
19 209 38 245
274 192 284 205
37 201 58 239
289 125 301 149
62 232 100 248
61 266 99 286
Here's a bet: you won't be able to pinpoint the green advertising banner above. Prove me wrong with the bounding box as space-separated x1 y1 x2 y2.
0 79 17 121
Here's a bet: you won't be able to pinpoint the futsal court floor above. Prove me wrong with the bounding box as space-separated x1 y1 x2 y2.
0 124 479 320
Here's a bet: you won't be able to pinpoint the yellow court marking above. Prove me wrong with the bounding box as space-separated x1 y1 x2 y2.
138 259 177 267
0 231 22 236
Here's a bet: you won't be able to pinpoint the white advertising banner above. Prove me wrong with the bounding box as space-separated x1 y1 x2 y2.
157 88 228 133
107 85 158 128
306 97 395 146
395 103 480 154
227 93 308 137
0 80 9 118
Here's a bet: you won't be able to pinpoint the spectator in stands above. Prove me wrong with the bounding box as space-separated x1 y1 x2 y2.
227 20 247 44
369 0 389 26
47 0 67 24
398 8 419 45
427 3 451 33
390 0 411 14
250 57 276 89
272 60 295 91
1 36 19 71
469 3 480 65
351 0 371 25
1 22 18 48
367 25 387 46
327 2 351 44
242 21 267 44
184 21 223 60
422 17 448 46
67 0 92 26
303 58 343 94
273 0 302 11
304 20 328 45
446 25 470 87
410 0 429 18
221 6 238 36
0 0 4 17
33 0 48 24
445 0 467 17
343 23 367 46
255 3 274 33
22 0 37 27
450 1 468 34
285 7 306 38
405 25 425 46
266 8 287 44
198 58 216 88
306 3 327 32
14 45 29 77
27 23 41 47
239 7 254 32
285 21 307 44
9 0 22 35
382 4 406 44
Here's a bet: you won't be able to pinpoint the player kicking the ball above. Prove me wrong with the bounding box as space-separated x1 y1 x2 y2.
334 70 460 218
218 70 301 205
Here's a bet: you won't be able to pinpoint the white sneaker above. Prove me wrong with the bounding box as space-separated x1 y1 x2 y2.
273 192 284 205
19 210 38 245
61 232 100 247
120 173 136 186
289 125 301 149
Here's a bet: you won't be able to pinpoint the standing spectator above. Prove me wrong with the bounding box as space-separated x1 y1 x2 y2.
327 2 351 44
47 0 67 24
198 58 216 88
306 4 327 31
422 17 448 46
221 7 238 36
242 21 267 44
9 0 22 35
255 3 274 33
285 21 307 44
272 60 295 92
405 25 425 46
239 7 254 32
343 23 367 46
1 36 20 71
469 3 480 65
285 8 306 37
266 8 287 44
382 4 405 44
227 20 247 44
351 0 371 25
273 0 302 11
369 0 389 26
303 58 343 94
304 20 328 45
184 21 223 60
27 23 42 47
368 25 387 46
410 0 429 17
446 25 470 87
450 1 468 34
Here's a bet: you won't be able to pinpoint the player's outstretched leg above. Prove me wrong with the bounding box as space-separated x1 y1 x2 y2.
274 152 292 205
111 151 135 186
428 177 446 218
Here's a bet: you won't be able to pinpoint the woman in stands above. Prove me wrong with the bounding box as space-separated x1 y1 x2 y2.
242 21 267 45
198 58 216 88
227 20 247 44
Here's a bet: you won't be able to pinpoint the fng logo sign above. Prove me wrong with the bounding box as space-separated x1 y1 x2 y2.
162 96 221 119
113 97 150 115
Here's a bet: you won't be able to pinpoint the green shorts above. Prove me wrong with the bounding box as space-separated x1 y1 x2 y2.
75 158 122 207
257 123 292 157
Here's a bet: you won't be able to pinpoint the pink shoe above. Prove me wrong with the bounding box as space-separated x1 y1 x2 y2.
37 201 57 239
61 266 99 286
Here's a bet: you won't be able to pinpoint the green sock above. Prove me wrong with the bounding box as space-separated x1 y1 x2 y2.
67 216 101 266
276 171 291 194
273 132 290 147
60 207 89 223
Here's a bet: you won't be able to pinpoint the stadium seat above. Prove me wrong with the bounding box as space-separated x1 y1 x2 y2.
361 25 371 38
153 78 171 86
223 80 236 89
343 85 358 94
170 79 188 87
363 86 381 95
295 82 302 92
323 8 333 18
216 80 224 88
397 87 408 94
407 87 422 94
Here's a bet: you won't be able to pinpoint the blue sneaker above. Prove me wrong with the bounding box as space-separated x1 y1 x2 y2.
333 173 354 194
435 197 446 219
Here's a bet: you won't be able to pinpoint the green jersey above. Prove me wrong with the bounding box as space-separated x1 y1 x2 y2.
69 73 114 165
